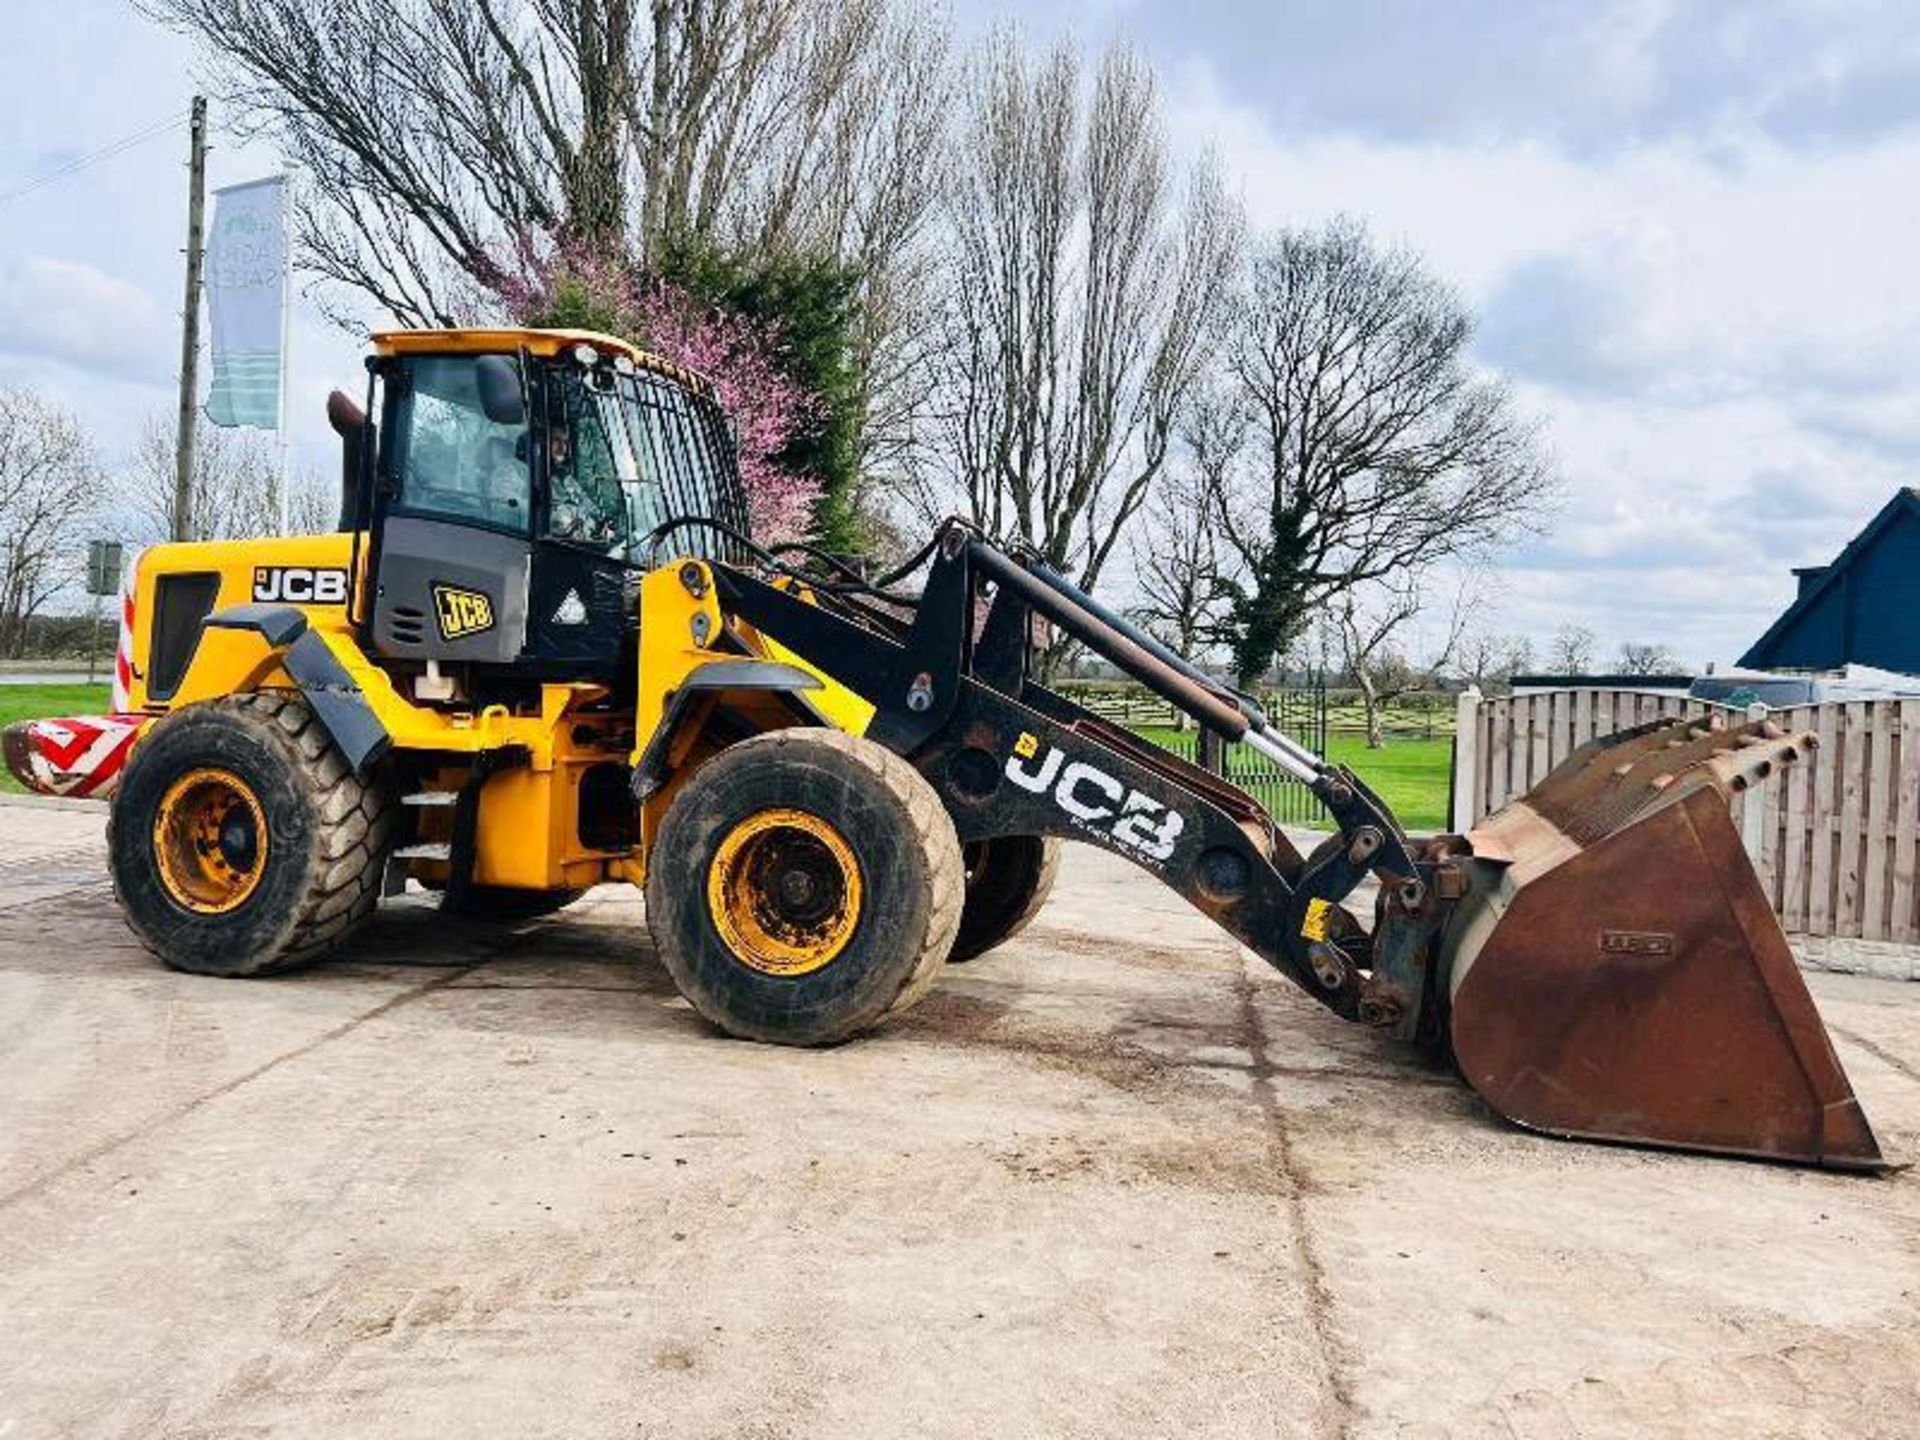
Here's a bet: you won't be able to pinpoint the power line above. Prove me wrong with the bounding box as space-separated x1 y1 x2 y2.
0 110 190 208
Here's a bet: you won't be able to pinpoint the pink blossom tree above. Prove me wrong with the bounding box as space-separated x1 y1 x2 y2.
487 238 821 542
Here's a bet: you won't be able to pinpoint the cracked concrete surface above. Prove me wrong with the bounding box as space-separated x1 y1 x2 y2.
0 795 1916 1438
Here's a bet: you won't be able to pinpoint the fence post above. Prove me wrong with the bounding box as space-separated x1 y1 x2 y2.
1741 700 1770 863
1198 727 1226 776
1451 686 1483 833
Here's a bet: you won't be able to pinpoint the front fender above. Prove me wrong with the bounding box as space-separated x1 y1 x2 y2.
630 659 824 800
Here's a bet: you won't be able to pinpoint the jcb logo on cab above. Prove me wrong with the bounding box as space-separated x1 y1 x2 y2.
1004 733 1185 863
252 567 348 605
433 585 495 640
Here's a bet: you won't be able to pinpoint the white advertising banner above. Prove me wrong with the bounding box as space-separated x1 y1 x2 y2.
204 175 286 429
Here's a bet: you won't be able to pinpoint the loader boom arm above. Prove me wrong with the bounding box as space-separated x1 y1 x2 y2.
706 515 1889 1171
715 519 1437 1029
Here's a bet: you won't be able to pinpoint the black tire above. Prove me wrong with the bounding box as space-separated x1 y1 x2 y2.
645 728 964 1045
947 835 1062 962
440 885 586 920
109 692 394 977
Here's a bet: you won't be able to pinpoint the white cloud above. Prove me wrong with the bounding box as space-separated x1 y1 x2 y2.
6 0 1913 673
1159 62 1920 665
1118 0 1920 154
0 256 174 385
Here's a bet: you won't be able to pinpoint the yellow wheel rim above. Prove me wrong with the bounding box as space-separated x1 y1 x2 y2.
706 808 863 977
153 767 269 915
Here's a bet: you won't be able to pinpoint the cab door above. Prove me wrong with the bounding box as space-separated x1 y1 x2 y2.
369 352 534 665
524 365 634 671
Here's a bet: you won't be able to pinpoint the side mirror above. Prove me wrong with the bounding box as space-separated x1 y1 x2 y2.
474 354 525 426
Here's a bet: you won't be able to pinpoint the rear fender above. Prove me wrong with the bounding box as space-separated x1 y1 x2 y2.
172 604 391 773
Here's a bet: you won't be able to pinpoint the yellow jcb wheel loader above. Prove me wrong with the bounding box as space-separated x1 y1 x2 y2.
9 327 1888 1170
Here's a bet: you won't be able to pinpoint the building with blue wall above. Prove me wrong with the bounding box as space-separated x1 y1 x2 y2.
1741 489 1920 675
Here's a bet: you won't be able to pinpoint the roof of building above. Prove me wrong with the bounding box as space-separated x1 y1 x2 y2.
1740 487 1920 668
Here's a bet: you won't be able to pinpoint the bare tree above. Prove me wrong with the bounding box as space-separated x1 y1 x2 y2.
907 34 1238 609
1618 640 1683 675
0 388 100 657
121 415 332 543
141 0 638 323
1209 217 1554 685
748 2 955 476
143 0 954 472
1457 630 1535 693
1329 577 1471 749
1547 622 1597 674
1127 387 1243 665
679 0 956 478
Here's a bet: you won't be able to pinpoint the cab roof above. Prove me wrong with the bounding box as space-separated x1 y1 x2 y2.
369 327 714 397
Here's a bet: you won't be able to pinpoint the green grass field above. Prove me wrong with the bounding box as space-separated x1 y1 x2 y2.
1320 735 1452 830
0 684 112 793
1133 726 1452 832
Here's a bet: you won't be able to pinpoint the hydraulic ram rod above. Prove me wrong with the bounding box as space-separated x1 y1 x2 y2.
1241 725 1324 780
965 540 1324 785
1011 550 1252 711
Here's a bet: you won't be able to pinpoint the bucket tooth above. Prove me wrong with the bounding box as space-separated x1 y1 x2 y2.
1444 718 1889 1170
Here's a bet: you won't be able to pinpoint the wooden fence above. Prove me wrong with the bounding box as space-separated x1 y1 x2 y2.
1453 688 1920 946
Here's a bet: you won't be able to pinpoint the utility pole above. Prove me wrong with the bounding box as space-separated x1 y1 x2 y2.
172 95 208 543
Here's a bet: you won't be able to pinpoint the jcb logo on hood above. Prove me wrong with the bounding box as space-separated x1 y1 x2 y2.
432 584 495 640
1005 734 1185 862
252 567 348 604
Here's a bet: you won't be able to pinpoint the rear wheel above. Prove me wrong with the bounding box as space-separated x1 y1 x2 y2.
109 693 394 976
645 728 964 1045
947 835 1061 962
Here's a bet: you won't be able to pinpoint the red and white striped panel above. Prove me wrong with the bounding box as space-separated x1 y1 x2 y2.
3 714 149 799
110 548 141 713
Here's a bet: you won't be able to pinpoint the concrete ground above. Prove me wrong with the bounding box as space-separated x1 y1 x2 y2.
0 794 1916 1439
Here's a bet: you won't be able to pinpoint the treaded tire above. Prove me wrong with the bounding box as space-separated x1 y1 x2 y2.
441 885 586 920
645 728 964 1045
109 692 394 976
948 835 1062 962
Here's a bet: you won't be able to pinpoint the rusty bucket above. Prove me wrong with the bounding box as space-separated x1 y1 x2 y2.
1443 715 1888 1170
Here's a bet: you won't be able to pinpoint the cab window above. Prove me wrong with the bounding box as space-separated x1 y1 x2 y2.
390 355 531 535
621 371 750 563
546 370 632 551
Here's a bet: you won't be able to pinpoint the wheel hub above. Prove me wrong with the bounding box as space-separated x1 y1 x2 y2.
153 767 268 915
218 814 258 872
707 808 863 977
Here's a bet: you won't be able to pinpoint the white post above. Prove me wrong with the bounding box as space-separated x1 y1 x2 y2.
1741 699 1770 862
1451 685 1483 834
274 168 293 535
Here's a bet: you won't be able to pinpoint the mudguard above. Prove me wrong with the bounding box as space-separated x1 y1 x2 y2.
202 605 391 773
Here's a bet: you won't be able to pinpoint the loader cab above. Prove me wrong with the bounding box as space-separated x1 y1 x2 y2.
359 329 749 691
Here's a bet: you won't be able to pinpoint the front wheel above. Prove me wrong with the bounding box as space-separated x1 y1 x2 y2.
645 729 964 1045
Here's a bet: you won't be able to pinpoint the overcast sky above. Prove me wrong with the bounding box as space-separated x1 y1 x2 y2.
4 1 1917 666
